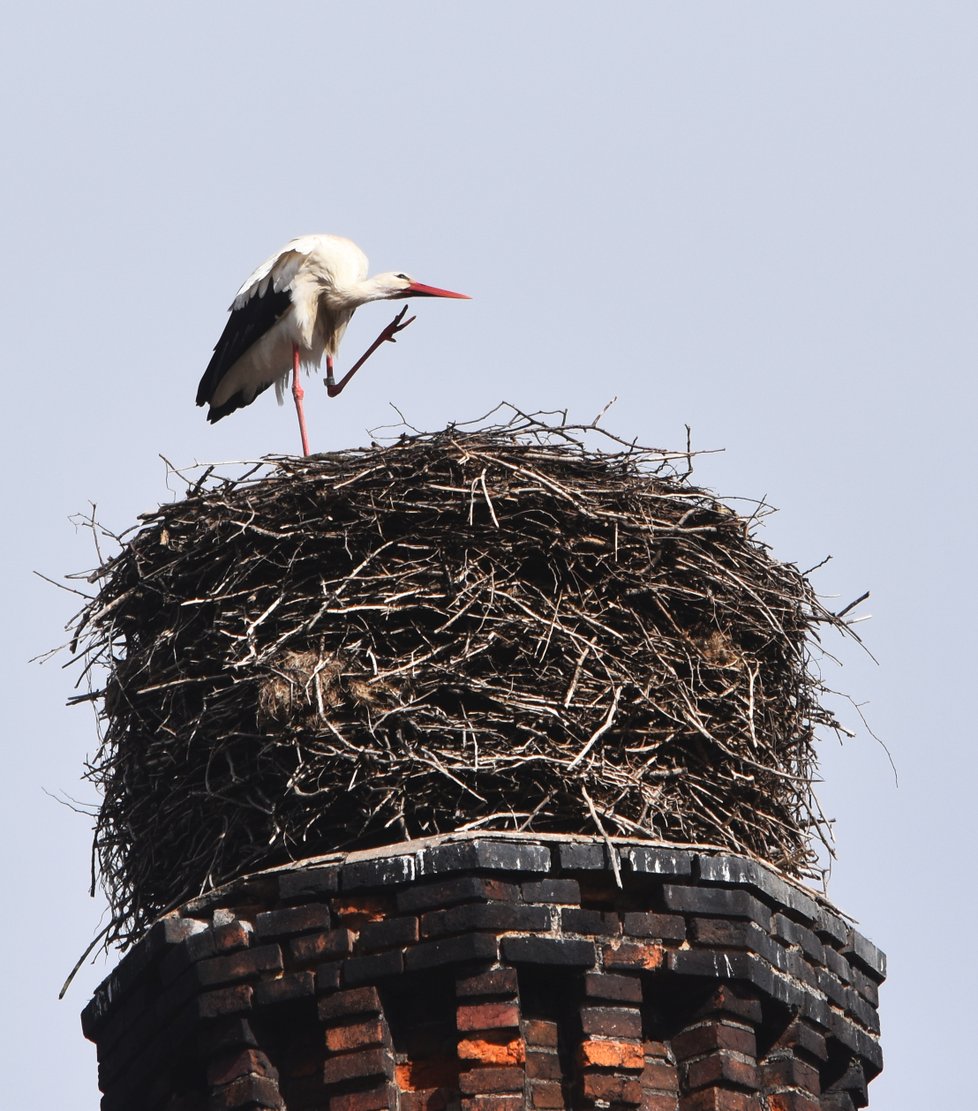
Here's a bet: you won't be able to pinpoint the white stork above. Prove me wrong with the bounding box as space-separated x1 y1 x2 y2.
196 234 469 454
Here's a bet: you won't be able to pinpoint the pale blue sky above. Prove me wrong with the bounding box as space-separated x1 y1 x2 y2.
3 4 975 1106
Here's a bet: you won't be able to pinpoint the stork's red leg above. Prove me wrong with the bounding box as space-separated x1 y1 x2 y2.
325 307 416 398
292 344 311 456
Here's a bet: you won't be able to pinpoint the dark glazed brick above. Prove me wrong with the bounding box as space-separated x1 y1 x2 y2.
823 946 853 984
812 905 851 948
554 841 614 871
405 932 499 971
343 948 405 985
196 944 283 988
816 968 849 1010
623 846 694 877
697 854 821 925
849 966 879 1007
396 876 522 913
847 990 881 1035
844 930 887 983
255 903 331 939
316 960 343 992
423 839 552 876
278 864 340 902
342 853 417 889
622 911 686 940
662 885 772 929
423 902 550 938
253 971 315 1007
559 907 620 936
196 984 253 1020
358 916 419 951
521 878 581 904
196 1016 259 1056
501 936 596 966
772 913 827 966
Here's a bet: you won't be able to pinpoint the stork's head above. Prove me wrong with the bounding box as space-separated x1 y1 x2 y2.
372 272 471 301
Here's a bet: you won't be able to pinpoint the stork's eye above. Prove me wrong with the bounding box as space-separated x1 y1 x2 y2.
395 273 410 280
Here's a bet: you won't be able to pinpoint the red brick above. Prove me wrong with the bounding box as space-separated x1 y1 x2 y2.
689 918 753 947
461 1097 525 1111
323 1047 392 1085
458 1036 525 1066
578 1039 644 1070
461 1096 525 1111
457 1002 520 1031
580 1005 642 1039
211 1073 284 1108
325 1018 389 1053
396 1057 460 1091
206 1048 276 1086
691 985 762 1024
329 1085 395 1111
400 1091 454 1111
642 1060 679 1092
255 903 332 939
197 943 283 988
602 940 665 970
672 1021 756 1060
524 1019 558 1048
761 1055 821 1092
318 986 382 1021
458 1066 524 1094
767 1096 821 1111
683 1053 760 1091
289 928 355 964
254 970 315 1008
332 895 390 923
212 921 253 953
639 1094 679 1111
456 968 519 998
196 984 253 1020
583 971 643 1003
622 912 686 940
529 1081 566 1107
525 1051 562 1080
681 1091 761 1111
582 1073 642 1104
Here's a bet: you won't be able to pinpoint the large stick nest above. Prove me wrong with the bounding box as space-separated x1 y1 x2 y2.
67 412 853 946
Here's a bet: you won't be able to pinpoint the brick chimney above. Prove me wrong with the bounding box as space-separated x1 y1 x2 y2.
83 836 883 1109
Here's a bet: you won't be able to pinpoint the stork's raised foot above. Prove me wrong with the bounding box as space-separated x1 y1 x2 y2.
325 307 417 398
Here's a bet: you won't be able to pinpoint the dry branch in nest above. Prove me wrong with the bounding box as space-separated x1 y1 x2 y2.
66 410 854 947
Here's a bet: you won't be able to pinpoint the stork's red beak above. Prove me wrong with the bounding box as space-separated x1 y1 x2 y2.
403 281 471 299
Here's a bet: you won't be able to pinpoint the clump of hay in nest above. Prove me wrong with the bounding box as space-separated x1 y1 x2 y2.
67 412 855 946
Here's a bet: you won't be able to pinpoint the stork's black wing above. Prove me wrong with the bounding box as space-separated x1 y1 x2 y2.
195 284 292 410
